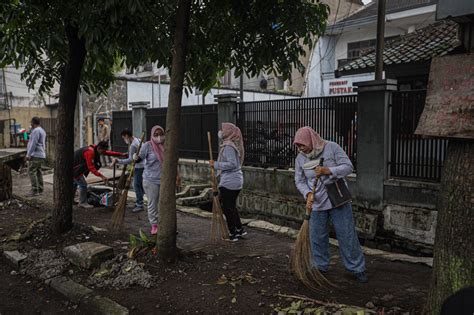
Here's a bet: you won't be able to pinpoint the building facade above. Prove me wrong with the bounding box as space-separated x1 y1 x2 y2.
305 0 441 97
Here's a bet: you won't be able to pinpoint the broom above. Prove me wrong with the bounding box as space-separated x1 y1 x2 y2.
111 132 145 230
291 157 332 290
116 164 128 190
207 131 230 242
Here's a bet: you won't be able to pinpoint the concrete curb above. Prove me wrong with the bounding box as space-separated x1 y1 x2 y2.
46 276 129 315
176 205 433 267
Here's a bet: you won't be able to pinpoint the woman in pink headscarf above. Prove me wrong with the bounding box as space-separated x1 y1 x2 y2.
293 126 367 283
209 122 245 241
135 125 165 235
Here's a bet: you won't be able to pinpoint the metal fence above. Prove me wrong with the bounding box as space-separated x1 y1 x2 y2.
111 110 132 153
146 104 219 160
389 90 448 181
236 95 358 169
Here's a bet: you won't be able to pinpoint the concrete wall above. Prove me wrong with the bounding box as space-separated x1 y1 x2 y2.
0 106 57 150
178 160 437 256
77 80 128 148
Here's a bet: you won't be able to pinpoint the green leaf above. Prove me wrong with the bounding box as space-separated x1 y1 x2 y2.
139 229 150 243
129 234 139 247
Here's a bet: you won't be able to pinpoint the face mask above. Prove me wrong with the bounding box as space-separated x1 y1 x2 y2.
218 130 223 139
123 137 130 145
153 135 165 144
303 148 323 160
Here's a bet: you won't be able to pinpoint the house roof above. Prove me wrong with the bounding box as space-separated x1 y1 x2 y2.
336 20 461 75
330 0 438 29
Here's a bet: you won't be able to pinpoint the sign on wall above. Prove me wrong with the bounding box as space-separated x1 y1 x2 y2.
323 74 373 96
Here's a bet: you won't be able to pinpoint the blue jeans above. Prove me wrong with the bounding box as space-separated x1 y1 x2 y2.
73 175 88 204
133 167 145 207
309 203 366 273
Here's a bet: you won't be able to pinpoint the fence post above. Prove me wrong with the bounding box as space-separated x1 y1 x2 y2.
130 101 149 137
354 79 397 210
215 94 239 128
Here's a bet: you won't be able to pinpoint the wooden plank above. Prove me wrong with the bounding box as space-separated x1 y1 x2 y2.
415 54 474 139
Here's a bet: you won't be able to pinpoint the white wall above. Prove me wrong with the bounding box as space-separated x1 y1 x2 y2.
127 81 298 109
3 66 59 107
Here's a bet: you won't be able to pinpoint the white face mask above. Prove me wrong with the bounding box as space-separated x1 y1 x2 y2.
153 135 165 144
303 148 323 160
218 130 223 139
123 137 130 145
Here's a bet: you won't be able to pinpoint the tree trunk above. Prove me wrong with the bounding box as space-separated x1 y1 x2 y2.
156 0 192 263
51 25 86 234
425 139 474 314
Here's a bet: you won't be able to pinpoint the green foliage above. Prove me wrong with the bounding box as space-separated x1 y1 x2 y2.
128 229 156 259
0 0 328 97
187 0 329 93
0 0 172 95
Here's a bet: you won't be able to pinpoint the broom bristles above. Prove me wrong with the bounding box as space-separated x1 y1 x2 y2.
291 219 332 291
111 191 128 230
210 195 230 242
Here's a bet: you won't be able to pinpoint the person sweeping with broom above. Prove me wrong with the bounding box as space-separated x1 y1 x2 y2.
132 125 180 235
209 123 246 242
294 126 367 283
111 129 145 213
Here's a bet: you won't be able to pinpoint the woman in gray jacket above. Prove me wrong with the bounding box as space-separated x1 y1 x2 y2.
294 126 367 283
210 123 246 241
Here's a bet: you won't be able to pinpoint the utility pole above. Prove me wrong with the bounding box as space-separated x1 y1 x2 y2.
375 0 386 80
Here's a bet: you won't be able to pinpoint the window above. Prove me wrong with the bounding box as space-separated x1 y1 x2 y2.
220 71 232 86
346 36 398 61
274 76 284 90
347 39 376 60
0 70 7 109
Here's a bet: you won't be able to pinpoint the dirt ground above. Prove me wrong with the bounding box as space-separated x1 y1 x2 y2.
0 174 433 314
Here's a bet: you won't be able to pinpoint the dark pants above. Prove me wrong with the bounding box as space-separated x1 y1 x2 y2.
28 157 44 193
133 167 144 207
219 187 242 234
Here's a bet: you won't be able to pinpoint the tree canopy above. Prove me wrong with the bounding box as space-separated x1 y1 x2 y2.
1 0 328 96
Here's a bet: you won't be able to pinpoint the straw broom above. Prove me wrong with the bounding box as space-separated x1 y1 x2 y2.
207 132 230 242
291 158 332 290
111 132 145 229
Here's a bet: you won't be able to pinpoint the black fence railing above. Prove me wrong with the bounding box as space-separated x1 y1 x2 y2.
389 90 448 181
236 95 358 169
146 104 219 160
111 110 132 153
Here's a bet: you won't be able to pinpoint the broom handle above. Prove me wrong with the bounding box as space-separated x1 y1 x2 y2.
307 158 325 214
207 132 218 192
124 132 146 190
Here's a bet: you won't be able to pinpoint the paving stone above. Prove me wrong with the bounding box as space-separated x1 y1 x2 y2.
49 276 93 304
3 250 27 269
63 242 114 269
81 295 129 315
